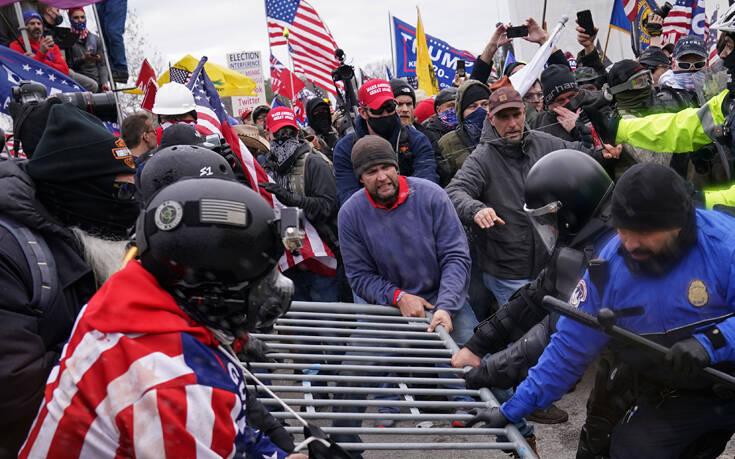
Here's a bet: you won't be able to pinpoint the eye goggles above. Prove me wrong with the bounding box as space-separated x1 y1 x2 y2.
366 100 397 116
675 60 706 70
609 70 653 95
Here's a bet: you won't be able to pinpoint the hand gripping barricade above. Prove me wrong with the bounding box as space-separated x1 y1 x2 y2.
246 301 538 457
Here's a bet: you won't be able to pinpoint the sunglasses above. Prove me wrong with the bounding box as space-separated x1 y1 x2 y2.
367 100 397 116
112 181 136 201
676 60 706 70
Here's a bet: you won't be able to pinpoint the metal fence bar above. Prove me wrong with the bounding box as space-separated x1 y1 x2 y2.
260 385 481 396
252 373 464 385
330 442 519 451
264 353 451 363
289 301 402 315
274 325 438 337
276 318 431 330
284 427 507 435
259 399 487 408
252 333 445 346
250 362 465 374
265 343 451 354
269 412 475 420
285 311 428 322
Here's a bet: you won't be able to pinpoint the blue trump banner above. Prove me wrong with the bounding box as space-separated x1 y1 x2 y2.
0 45 82 114
392 16 475 90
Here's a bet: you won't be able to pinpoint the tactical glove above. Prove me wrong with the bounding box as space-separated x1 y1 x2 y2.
259 182 303 207
664 337 711 376
466 406 509 428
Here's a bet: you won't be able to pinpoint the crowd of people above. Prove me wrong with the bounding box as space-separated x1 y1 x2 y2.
1 3 735 459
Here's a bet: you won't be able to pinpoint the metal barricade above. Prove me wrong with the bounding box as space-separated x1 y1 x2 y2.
249 301 537 458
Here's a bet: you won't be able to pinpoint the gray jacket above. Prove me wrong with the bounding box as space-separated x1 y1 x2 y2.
446 124 590 279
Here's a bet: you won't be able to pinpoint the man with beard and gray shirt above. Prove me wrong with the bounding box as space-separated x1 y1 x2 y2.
0 103 140 456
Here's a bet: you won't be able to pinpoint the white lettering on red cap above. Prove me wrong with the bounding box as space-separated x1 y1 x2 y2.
366 83 391 95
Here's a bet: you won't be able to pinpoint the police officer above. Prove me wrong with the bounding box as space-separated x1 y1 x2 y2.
467 163 735 458
451 149 615 426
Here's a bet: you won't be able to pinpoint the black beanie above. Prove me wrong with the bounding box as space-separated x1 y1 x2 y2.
541 64 578 105
390 78 415 105
434 87 458 112
611 163 692 231
608 59 645 88
28 104 135 182
459 82 490 114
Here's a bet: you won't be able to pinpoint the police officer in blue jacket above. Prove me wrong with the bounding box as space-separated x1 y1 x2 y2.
469 162 735 458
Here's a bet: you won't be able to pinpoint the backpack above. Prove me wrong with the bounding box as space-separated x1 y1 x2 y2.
0 215 58 315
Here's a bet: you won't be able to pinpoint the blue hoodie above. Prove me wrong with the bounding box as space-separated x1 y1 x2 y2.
333 116 439 206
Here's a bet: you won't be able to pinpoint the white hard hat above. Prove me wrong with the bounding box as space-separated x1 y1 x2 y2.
712 4 735 33
152 82 196 115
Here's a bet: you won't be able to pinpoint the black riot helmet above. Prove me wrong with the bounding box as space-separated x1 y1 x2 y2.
524 149 613 252
136 178 292 336
136 144 235 202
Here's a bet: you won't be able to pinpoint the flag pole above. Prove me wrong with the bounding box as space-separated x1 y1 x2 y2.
388 10 396 77
542 0 548 31
285 28 296 106
602 24 613 63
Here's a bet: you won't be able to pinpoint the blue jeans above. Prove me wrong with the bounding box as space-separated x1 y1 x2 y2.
285 268 339 302
482 273 532 307
95 0 128 73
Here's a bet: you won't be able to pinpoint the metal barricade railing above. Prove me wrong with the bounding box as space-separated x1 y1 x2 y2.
249 301 537 458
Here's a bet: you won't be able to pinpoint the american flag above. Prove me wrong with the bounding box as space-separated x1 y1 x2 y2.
19 262 287 459
623 0 639 22
707 9 719 66
171 61 336 275
662 0 709 45
266 0 339 96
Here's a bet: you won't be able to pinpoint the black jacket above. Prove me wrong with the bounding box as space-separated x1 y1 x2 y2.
446 125 590 279
0 159 96 457
263 142 339 255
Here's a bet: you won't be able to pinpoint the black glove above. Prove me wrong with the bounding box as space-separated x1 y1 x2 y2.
238 335 274 363
464 365 492 390
664 337 711 376
466 406 508 428
584 107 620 145
258 182 303 207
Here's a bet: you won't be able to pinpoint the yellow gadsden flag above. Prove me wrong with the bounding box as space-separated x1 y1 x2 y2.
126 55 257 97
415 7 439 97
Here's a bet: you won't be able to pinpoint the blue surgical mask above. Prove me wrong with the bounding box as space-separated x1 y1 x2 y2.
463 107 487 145
438 108 458 128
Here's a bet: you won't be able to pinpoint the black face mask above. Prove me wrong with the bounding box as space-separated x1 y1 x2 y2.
724 50 735 75
269 137 302 173
37 177 140 239
616 88 653 112
618 207 697 277
310 114 332 136
367 113 399 140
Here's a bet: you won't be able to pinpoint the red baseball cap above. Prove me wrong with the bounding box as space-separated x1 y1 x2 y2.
358 79 395 110
265 107 298 133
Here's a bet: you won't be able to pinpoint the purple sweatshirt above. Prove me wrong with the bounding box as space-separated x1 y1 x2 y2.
338 176 470 313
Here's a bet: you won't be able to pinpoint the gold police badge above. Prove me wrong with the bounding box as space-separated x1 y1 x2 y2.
687 280 708 307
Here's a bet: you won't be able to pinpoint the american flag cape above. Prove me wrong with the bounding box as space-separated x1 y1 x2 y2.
266 0 339 96
171 60 337 275
19 261 287 459
662 0 710 45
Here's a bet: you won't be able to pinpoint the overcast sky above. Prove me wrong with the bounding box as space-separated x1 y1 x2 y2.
126 0 512 76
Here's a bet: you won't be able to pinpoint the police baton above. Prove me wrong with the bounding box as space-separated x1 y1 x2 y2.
542 295 735 391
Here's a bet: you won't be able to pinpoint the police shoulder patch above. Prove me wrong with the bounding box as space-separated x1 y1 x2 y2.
687 279 708 307
569 280 587 307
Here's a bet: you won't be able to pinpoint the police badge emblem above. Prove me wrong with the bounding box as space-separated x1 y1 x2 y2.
154 200 183 231
569 280 587 307
687 279 708 307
